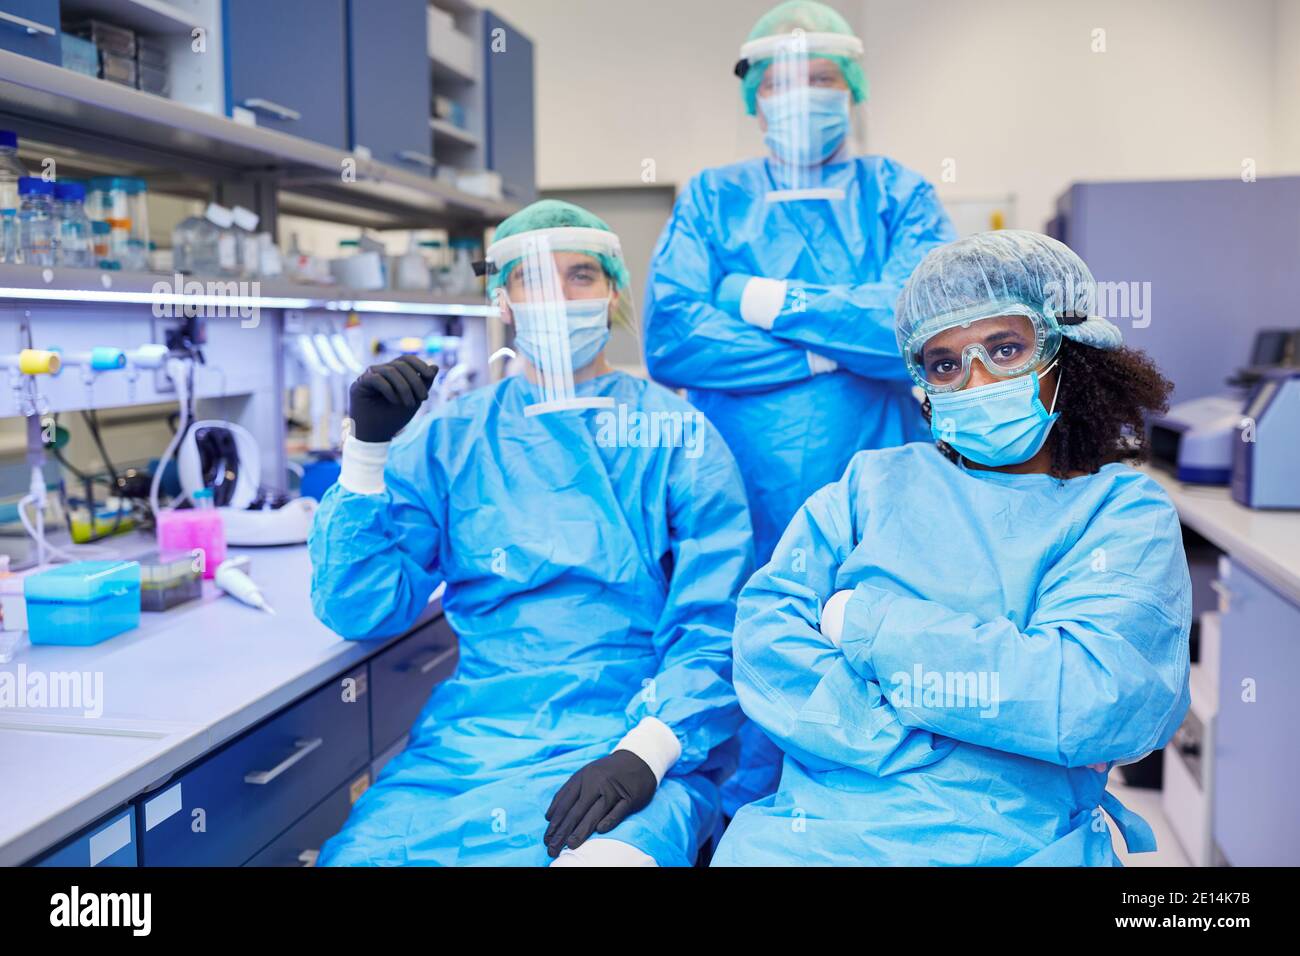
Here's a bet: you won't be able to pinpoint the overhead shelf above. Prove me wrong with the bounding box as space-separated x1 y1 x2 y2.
0 49 518 227
0 263 496 318
60 0 207 35
430 53 475 85
430 117 479 148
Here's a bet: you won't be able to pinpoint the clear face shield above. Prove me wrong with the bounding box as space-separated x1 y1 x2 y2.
903 307 1063 395
478 226 634 416
736 30 866 202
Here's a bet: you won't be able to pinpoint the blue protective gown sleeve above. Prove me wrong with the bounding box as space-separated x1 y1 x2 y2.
308 427 446 640
731 463 953 777
836 502 1191 768
644 175 816 394
627 434 755 773
721 181 955 381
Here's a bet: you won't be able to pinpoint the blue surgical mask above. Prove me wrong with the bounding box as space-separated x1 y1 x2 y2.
511 297 611 371
761 88 850 166
928 365 1062 467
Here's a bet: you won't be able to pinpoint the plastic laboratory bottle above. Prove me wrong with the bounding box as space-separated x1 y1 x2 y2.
420 239 447 291
174 203 238 276
448 238 480 295
0 130 27 211
284 232 310 282
230 206 261 278
125 178 150 247
0 130 28 264
16 177 56 266
53 182 95 269
393 234 432 290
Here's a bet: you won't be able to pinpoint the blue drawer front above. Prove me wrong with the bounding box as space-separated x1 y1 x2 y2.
137 667 370 866
369 615 458 756
34 808 136 867
0 1 61 65
244 771 368 867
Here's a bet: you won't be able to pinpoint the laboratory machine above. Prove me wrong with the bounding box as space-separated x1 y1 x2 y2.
1231 370 1300 510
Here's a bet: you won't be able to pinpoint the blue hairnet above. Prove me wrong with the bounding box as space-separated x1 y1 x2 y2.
894 230 1124 353
741 1 869 116
487 199 630 297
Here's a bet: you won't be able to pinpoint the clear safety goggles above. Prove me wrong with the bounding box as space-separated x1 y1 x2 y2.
736 31 865 202
903 306 1062 395
480 226 628 416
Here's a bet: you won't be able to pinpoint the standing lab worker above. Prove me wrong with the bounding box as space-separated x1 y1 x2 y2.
310 201 753 866
712 231 1192 866
643 0 955 811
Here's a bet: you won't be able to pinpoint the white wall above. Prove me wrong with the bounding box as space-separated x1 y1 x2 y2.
488 0 864 191
490 0 1297 232
1273 0 1300 170
861 0 1283 230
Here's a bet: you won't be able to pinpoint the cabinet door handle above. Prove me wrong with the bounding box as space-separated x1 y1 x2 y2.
0 11 56 36
397 150 437 169
400 646 456 675
297 849 320 867
1209 579 1233 612
244 737 323 785
241 98 302 122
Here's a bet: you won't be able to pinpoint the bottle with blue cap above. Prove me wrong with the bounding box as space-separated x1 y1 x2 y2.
0 130 28 263
0 131 26 209
16 177 55 267
53 181 94 269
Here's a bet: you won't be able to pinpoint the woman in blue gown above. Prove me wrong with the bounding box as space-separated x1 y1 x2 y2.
713 231 1192 866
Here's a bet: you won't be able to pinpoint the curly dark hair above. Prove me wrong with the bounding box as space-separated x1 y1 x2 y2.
922 339 1174 478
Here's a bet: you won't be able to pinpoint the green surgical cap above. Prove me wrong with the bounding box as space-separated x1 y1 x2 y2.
487 199 630 296
741 1 869 115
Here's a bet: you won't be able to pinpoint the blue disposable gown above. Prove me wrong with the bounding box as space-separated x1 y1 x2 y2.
644 155 956 811
711 444 1192 866
310 371 753 866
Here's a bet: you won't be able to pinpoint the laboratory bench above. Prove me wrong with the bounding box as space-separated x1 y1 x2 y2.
0 542 457 867
1140 465 1300 866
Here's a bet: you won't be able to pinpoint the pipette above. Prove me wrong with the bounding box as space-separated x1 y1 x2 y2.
215 556 275 615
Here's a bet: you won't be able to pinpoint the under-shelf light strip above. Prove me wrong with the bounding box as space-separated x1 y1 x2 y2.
0 287 498 317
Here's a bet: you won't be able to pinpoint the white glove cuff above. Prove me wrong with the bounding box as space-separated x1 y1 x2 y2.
739 277 787 329
807 351 839 375
614 716 681 785
338 435 391 495
820 589 854 647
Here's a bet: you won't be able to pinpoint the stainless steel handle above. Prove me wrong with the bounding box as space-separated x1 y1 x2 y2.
1210 579 1233 612
401 646 456 675
297 849 320 867
244 737 323 785
0 11 56 36
397 150 437 168
241 98 302 121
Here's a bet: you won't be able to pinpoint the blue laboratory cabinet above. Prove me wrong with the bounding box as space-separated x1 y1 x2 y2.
223 0 350 149
136 666 370 866
1213 560 1300 865
34 808 137 867
347 0 433 172
482 9 535 203
0 0 62 64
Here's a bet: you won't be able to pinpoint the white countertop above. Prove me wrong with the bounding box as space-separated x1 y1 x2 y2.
1140 465 1300 606
0 544 429 866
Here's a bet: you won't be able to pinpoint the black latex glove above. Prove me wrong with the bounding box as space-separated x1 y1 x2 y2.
348 355 438 443
544 750 657 857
